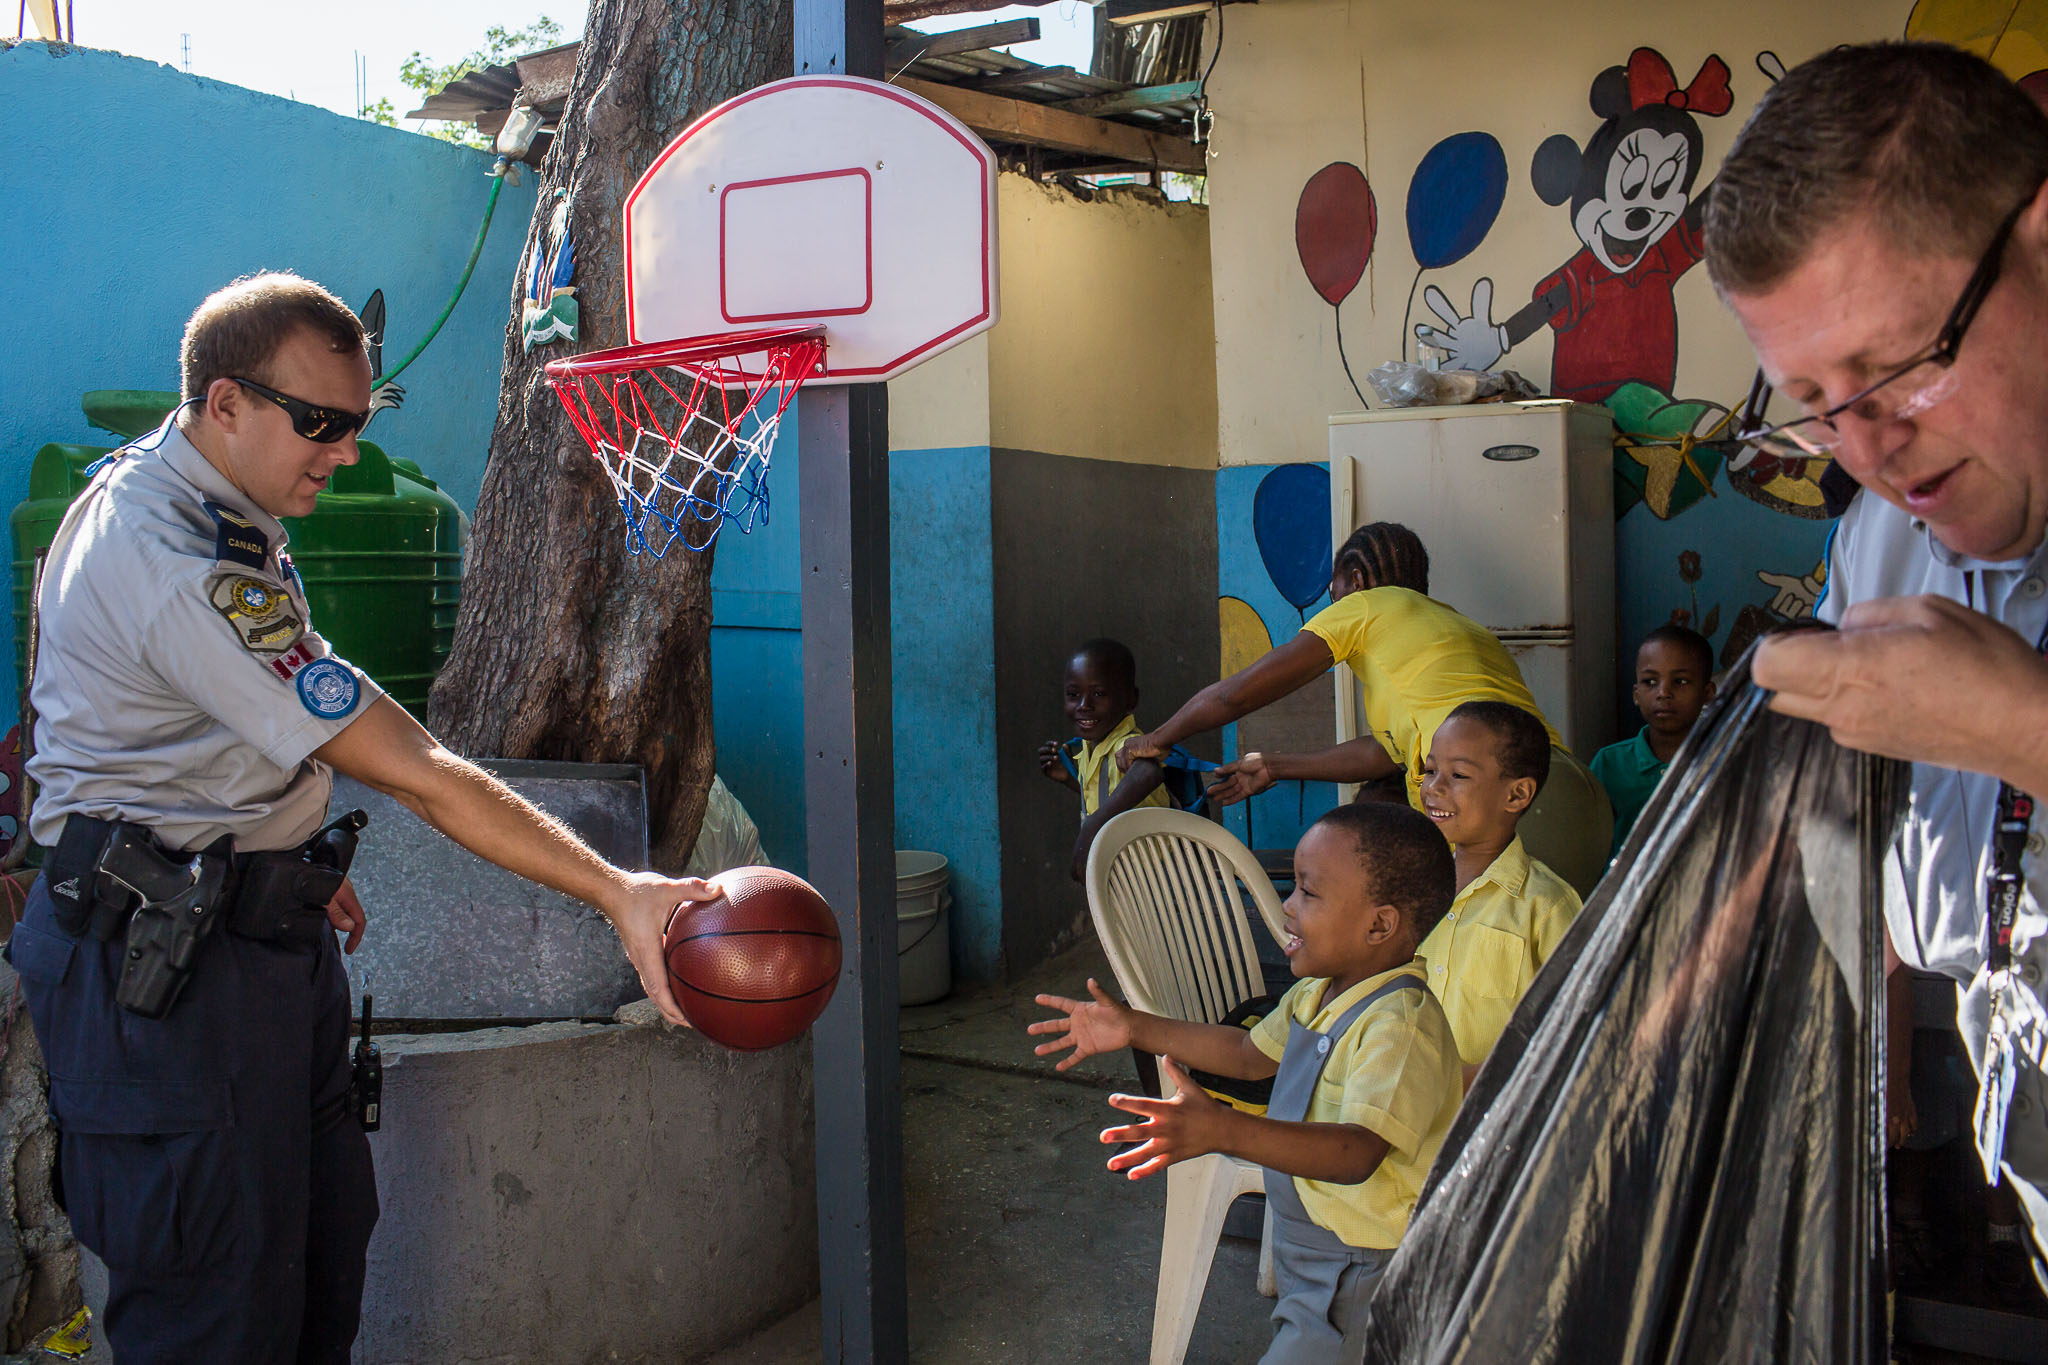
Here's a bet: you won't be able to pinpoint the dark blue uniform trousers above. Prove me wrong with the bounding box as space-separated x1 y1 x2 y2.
7 877 378 1363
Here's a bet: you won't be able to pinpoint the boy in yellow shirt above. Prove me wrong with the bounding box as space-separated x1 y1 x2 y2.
1029 802 1462 1364
1416 700 1584 1085
1036 638 1173 880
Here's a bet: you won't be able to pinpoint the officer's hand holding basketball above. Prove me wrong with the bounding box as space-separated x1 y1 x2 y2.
1101 1057 1226 1180
608 871 718 1028
324 877 367 955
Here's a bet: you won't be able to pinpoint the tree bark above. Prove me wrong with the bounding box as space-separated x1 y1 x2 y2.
427 0 793 871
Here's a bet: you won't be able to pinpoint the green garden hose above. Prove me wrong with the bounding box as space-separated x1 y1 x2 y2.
378 157 510 388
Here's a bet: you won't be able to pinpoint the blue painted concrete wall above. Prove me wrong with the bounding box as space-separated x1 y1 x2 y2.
708 430 1005 981
1215 464 1340 855
889 449 999 978
0 41 533 728
707 421 808 877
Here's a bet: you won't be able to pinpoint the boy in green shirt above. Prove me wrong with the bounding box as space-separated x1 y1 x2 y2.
1589 624 1715 856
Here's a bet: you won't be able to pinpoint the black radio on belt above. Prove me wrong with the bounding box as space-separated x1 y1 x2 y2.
351 990 382 1132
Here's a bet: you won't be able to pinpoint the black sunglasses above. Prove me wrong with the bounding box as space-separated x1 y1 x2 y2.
232 378 370 445
1734 191 2036 455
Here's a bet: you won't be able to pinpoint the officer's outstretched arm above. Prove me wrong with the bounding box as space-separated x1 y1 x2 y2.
313 695 708 1027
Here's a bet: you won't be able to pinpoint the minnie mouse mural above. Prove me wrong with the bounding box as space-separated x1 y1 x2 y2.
1412 48 1732 404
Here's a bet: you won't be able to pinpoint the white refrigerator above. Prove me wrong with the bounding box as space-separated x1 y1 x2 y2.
1327 399 1617 761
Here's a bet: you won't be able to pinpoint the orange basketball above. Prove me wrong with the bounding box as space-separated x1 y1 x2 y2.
663 866 842 1051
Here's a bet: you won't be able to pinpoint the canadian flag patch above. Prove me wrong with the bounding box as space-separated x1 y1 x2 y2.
268 640 319 682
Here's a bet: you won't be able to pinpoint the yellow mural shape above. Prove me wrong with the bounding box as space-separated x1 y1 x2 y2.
1219 596 1274 679
1908 0 2048 79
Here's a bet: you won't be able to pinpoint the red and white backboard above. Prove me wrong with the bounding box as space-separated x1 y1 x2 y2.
624 75 999 384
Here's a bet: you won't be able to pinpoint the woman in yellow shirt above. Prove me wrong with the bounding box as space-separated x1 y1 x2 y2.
1121 522 1612 895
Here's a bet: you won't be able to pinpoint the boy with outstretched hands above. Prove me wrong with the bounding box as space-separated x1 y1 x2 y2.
1028 802 1462 1365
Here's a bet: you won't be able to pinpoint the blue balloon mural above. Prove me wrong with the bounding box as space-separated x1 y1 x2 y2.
1405 132 1509 270
1253 463 1333 617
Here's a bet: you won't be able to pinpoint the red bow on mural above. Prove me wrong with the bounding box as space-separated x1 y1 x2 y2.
1627 48 1734 117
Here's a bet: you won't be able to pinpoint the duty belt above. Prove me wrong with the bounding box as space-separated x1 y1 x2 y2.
39 810 367 1016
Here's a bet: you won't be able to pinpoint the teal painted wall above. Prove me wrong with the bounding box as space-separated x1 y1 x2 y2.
0 41 534 730
1215 463 1340 855
889 449 999 978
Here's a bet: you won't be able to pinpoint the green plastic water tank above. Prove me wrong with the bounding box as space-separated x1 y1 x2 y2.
8 432 466 717
283 440 467 713
10 443 114 690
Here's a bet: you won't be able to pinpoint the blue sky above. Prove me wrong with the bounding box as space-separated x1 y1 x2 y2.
49 2 1096 126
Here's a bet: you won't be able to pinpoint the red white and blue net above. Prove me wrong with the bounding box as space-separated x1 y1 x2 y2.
545 327 825 557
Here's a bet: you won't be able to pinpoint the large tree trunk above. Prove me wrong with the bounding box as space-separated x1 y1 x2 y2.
427 0 793 870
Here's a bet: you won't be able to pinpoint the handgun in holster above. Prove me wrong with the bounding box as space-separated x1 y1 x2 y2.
97 828 233 1019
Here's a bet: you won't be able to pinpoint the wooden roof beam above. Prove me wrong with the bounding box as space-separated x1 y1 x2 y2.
886 17 1039 67
1055 80 1203 118
898 76 1206 174
885 0 1057 22
967 64 1075 89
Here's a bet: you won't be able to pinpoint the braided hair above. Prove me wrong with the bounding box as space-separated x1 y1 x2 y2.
1332 522 1430 596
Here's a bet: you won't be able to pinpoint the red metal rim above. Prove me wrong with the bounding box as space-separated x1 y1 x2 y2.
543 325 826 380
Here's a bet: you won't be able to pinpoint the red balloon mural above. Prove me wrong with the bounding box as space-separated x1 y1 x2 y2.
1295 162 1378 305
1296 162 1377 406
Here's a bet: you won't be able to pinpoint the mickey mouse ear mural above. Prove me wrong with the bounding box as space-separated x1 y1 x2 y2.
1295 163 1378 406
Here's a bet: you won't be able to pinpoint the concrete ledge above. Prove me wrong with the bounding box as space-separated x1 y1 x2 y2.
357 1010 816 1365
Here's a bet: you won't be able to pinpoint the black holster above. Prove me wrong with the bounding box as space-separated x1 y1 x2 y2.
226 811 366 948
43 819 235 1018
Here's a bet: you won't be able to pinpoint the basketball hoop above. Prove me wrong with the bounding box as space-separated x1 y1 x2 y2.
544 326 825 556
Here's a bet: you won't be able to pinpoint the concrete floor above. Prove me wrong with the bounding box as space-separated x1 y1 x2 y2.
702 935 1274 1365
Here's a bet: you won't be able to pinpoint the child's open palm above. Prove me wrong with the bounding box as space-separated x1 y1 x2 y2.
1101 1057 1228 1179
1028 978 1132 1069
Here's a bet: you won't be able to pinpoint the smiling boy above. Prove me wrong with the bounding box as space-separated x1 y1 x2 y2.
1417 701 1584 1084
1037 638 1172 879
1030 802 1461 1364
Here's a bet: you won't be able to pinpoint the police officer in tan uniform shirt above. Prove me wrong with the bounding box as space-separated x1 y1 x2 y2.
6 273 709 1362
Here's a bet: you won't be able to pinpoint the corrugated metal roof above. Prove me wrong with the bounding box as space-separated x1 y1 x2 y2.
408 25 1204 173
885 25 1201 135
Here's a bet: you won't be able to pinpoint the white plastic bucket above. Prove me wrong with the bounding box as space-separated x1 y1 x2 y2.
896 850 952 1006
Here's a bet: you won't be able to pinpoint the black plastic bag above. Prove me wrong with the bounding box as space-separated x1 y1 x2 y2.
1363 650 1903 1364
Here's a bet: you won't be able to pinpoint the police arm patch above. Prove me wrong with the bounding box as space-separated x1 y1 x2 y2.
208 572 304 655
296 658 360 719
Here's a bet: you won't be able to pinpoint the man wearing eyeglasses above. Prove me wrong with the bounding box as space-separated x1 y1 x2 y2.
1707 43 2048 1272
4 271 711 1362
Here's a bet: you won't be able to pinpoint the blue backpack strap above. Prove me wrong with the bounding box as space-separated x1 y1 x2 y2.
1159 746 1218 812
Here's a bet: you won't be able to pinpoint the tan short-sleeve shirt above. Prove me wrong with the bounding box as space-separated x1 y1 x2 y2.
26 419 380 853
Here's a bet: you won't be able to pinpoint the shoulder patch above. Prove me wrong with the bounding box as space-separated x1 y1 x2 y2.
204 501 269 570
208 572 304 655
296 658 360 719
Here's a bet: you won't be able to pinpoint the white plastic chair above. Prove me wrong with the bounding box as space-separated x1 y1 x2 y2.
1084 807 1287 1365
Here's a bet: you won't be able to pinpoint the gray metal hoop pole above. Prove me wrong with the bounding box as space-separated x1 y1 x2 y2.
793 5 905 1361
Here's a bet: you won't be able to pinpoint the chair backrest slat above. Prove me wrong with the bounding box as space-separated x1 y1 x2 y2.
1083 808 1285 1030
